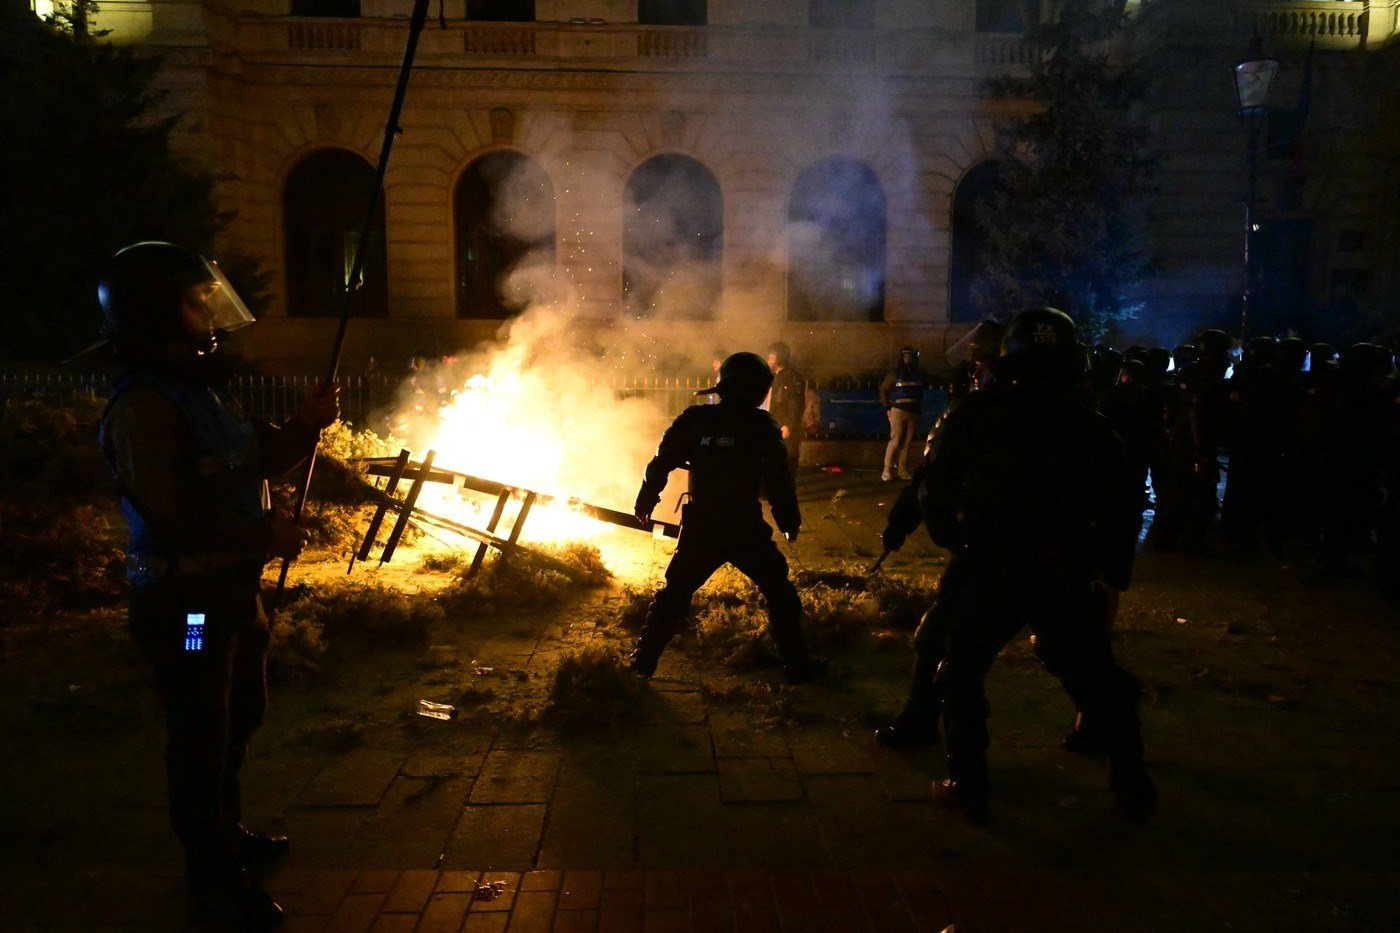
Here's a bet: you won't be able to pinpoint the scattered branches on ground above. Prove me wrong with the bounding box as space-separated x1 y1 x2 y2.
270 581 446 680
440 543 611 617
544 643 644 730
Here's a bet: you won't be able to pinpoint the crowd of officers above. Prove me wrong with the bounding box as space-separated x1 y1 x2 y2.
1083 331 1400 587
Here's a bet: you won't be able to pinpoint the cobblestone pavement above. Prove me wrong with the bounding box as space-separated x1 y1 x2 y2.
4 471 1399 931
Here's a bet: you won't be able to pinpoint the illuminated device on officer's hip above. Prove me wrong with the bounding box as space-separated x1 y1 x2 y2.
184 613 206 652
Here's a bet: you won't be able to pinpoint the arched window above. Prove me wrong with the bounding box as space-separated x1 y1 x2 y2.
623 155 722 320
809 0 873 29
454 151 556 319
949 161 1001 324
638 0 706 26
787 158 885 322
283 148 386 317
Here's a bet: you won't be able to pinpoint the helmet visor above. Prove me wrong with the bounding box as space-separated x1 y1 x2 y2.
945 321 1000 366
185 259 255 334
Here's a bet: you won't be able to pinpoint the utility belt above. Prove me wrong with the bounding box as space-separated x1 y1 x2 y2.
129 549 260 587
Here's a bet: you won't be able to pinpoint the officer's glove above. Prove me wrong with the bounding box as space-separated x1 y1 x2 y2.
781 527 800 543
881 524 907 553
635 508 652 526
269 516 311 560
298 379 341 432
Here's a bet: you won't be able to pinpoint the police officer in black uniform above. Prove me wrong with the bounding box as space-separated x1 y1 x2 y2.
97 242 338 929
872 341 1003 749
631 352 820 684
918 307 1155 823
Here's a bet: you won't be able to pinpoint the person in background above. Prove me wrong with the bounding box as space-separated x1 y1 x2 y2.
879 345 932 481
766 341 806 476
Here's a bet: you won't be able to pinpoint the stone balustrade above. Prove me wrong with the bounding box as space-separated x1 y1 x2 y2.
636 27 708 58
286 19 361 51
214 15 1036 74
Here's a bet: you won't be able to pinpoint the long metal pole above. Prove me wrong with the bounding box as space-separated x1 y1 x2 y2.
1241 111 1261 342
272 0 434 608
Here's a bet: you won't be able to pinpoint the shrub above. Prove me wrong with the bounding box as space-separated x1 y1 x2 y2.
440 543 611 617
0 398 126 622
277 581 445 648
544 643 644 729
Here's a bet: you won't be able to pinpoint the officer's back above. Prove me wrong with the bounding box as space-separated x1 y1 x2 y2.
649 401 795 530
932 384 1131 568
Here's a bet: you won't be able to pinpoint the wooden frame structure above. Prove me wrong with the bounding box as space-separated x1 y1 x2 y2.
351 450 681 577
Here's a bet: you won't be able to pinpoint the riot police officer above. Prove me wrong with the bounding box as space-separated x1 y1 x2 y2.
873 341 1003 749
97 242 338 928
631 352 820 684
918 307 1154 823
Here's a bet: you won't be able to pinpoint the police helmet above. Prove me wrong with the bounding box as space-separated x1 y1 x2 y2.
899 345 920 364
98 242 254 346
1276 337 1307 373
1144 347 1172 381
1341 343 1396 382
1244 336 1277 366
1090 345 1124 378
697 351 774 406
999 307 1084 386
1196 329 1234 362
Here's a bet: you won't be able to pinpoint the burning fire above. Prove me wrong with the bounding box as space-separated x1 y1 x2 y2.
387 337 675 557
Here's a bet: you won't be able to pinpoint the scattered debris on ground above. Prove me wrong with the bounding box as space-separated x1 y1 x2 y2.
544 643 644 730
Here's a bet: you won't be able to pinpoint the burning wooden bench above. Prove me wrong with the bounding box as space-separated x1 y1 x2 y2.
351 450 681 577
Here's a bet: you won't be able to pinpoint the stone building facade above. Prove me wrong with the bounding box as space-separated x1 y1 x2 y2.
58 0 1400 367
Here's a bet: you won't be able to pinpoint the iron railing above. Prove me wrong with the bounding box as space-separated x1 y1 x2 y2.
1 370 907 438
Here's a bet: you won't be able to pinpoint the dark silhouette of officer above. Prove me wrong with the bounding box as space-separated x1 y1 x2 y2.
917 307 1154 823
97 242 338 929
873 337 1005 749
631 352 821 684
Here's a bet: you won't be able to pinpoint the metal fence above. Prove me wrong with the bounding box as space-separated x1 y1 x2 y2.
1 369 905 438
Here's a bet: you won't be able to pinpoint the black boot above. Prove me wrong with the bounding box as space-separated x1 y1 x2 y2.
630 623 676 679
874 706 940 748
1062 712 1104 757
877 649 942 747
782 655 828 685
236 825 290 867
769 613 823 685
190 869 285 929
933 754 989 824
1110 757 1158 820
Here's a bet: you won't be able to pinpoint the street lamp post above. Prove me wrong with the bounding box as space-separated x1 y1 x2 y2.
1233 55 1278 341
